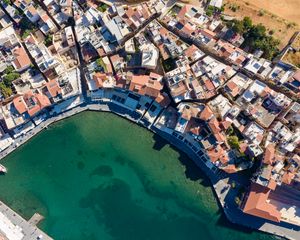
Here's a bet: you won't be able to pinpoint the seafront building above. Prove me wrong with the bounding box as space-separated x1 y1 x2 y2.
0 0 299 239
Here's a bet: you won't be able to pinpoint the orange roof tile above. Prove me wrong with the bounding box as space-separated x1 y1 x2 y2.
41 13 50 22
267 179 277 191
226 80 239 97
221 120 232 130
93 72 107 89
13 96 27 114
243 183 281 222
155 93 170 107
13 46 31 70
27 5 37 15
282 172 295 185
177 5 191 19
263 144 276 165
184 45 199 61
45 79 61 98
207 145 229 164
199 106 213 121
204 79 215 91
181 106 200 121
14 91 51 117
208 117 221 134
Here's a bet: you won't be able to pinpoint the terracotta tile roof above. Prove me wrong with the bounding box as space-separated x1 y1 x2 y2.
282 172 295 185
221 120 232 130
181 22 194 35
129 74 163 98
184 45 199 61
110 54 123 64
40 13 50 22
13 96 27 114
171 81 188 97
267 179 277 191
12 46 31 70
45 79 61 98
125 6 135 18
207 145 229 164
189 125 201 135
181 106 200 121
293 70 300 82
155 92 170 108
263 144 276 165
226 80 239 97
36 93 51 107
141 5 150 19
214 132 226 143
208 117 221 134
204 79 215 91
27 5 37 15
115 75 127 89
200 29 216 39
199 106 213 121
93 72 107 89
158 44 171 60
14 91 51 117
243 183 281 222
178 5 191 19
159 27 169 37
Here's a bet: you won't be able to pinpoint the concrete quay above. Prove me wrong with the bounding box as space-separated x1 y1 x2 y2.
0 201 52 240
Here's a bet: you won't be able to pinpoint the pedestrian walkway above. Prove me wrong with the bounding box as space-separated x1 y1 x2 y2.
0 201 52 240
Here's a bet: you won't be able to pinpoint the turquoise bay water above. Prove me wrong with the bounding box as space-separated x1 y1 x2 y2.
0 112 274 240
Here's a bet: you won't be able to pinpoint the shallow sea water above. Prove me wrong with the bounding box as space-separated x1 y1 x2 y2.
0 112 275 240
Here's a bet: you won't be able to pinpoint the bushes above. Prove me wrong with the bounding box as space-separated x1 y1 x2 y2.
0 83 12 98
97 3 108 13
228 17 280 59
227 135 240 150
206 6 214 17
0 66 20 98
19 16 36 39
206 5 224 17
95 58 107 72
3 72 20 86
44 35 53 47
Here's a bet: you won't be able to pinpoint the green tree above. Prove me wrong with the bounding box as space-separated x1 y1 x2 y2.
242 17 252 30
4 65 15 75
227 135 240 150
3 72 20 86
44 35 53 46
232 20 245 34
3 0 11 5
0 83 12 98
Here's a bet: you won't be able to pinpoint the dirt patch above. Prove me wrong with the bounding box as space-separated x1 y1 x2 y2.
223 0 300 49
282 50 300 67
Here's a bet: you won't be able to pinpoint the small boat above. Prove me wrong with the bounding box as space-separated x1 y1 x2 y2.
0 164 7 174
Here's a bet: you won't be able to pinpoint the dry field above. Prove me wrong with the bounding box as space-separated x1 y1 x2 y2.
222 0 300 49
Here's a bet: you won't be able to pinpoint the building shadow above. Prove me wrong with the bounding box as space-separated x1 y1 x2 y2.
151 133 210 186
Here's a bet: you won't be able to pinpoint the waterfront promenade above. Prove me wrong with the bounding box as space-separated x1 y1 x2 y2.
0 99 299 240
0 201 52 240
